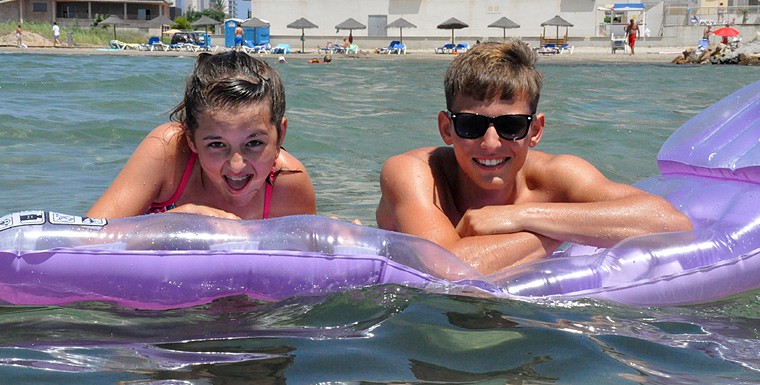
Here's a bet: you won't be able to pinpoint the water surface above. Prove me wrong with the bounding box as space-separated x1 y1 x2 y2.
0 52 758 383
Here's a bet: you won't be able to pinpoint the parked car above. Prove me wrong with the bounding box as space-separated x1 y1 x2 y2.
170 31 200 45
192 31 208 45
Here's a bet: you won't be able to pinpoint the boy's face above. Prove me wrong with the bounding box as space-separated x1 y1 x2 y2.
438 94 544 191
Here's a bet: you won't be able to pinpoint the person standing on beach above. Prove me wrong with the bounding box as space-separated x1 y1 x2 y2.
88 51 316 220
717 2 726 23
234 24 244 50
52 22 61 47
15 25 23 47
624 19 639 55
375 40 692 274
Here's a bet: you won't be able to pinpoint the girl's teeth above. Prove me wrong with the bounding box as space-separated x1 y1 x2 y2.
225 175 251 190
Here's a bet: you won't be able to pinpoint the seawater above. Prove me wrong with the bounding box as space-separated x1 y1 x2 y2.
0 52 759 384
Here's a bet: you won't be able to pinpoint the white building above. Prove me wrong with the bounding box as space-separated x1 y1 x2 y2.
249 0 655 40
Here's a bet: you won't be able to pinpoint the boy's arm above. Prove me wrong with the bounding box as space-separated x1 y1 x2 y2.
456 154 693 247
377 151 562 274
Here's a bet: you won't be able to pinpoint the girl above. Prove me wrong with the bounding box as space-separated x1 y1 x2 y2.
88 51 316 219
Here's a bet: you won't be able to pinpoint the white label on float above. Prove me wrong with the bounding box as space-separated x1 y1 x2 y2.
0 210 46 231
49 212 107 227
0 211 108 232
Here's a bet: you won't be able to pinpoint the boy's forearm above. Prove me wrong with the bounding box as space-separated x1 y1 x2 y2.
518 197 692 247
451 232 562 275
458 197 692 248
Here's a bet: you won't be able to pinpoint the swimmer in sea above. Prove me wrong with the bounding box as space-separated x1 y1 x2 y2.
376 39 692 274
88 51 315 220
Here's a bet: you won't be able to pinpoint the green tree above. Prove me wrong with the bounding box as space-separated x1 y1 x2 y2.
173 16 191 30
209 0 227 16
736 9 750 24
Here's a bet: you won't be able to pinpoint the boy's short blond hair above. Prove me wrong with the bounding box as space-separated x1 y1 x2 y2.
444 39 543 113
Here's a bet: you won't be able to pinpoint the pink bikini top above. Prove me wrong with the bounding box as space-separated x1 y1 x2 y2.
146 152 277 218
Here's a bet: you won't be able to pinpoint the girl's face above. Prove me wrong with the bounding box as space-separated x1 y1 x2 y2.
188 102 285 206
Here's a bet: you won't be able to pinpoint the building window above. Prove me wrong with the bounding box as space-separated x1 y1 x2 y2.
33 2 48 12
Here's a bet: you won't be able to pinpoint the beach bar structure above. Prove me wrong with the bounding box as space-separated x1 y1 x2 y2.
242 0 658 41
2 0 171 25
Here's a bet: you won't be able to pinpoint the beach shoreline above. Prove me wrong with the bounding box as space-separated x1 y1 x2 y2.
0 45 686 64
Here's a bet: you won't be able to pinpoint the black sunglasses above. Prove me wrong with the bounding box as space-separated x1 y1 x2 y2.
447 111 535 141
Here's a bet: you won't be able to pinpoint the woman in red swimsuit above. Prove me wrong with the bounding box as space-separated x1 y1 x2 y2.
88 52 316 220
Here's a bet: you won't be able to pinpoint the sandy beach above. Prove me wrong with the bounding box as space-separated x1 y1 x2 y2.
0 44 687 64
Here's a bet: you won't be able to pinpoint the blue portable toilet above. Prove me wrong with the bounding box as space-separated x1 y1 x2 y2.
252 27 270 45
224 18 244 48
225 18 270 48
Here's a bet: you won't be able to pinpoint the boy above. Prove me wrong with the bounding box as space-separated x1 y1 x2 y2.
376 40 692 274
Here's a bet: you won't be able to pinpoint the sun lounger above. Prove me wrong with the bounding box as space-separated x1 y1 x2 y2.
377 40 406 54
318 42 341 54
435 43 455 54
610 34 627 54
454 43 470 53
242 41 270 54
110 40 141 50
143 36 169 51
537 43 558 55
271 44 290 54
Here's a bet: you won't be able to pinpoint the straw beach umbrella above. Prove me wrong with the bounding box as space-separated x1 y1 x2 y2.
437 17 468 45
386 18 416 44
190 15 219 35
242 16 270 29
287 17 318 53
540 15 573 41
99 15 129 40
488 16 520 39
149 15 173 30
335 18 366 44
149 15 174 43
241 17 270 47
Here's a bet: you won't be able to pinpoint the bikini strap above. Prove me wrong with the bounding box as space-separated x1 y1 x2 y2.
262 166 278 219
147 152 196 212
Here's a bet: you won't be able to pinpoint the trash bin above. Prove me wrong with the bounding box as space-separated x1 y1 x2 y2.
67 32 74 46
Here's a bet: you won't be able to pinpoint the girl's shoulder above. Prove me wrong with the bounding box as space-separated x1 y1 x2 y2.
276 149 309 173
138 123 186 155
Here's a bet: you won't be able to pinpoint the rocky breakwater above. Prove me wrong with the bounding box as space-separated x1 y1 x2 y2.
674 32 760 65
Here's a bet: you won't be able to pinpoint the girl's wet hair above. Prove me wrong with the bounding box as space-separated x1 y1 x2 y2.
171 51 286 139
444 39 543 113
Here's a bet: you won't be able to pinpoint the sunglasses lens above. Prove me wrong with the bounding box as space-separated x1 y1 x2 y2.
452 114 488 139
494 115 531 140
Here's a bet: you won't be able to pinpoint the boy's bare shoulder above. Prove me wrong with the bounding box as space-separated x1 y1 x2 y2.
385 146 455 166
528 150 593 171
